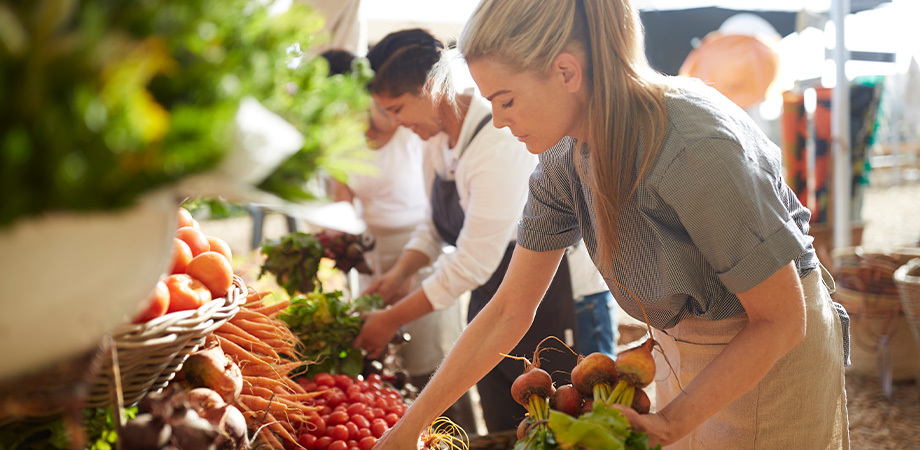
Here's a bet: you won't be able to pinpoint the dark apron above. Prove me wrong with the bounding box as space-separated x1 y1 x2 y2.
430 115 578 433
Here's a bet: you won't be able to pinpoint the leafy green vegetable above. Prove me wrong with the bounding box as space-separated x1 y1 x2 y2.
0 0 371 227
547 401 661 450
0 406 136 450
279 290 382 378
513 426 559 450
259 231 325 296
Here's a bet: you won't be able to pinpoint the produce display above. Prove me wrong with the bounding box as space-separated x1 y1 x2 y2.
294 372 408 449
133 207 236 323
279 290 383 378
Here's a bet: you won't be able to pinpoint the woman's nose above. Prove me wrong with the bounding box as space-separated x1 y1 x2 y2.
492 111 511 129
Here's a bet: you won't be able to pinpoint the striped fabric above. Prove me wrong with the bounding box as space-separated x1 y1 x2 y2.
518 78 839 338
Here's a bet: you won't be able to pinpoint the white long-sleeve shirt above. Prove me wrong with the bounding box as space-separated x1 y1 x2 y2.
405 92 537 311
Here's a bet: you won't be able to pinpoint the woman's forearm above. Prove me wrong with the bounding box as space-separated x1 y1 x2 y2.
654 263 807 442
393 246 565 438
391 248 431 279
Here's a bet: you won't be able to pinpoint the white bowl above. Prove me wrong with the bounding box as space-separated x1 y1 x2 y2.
0 189 178 382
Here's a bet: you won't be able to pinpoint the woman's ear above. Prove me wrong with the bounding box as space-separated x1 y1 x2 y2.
553 51 584 94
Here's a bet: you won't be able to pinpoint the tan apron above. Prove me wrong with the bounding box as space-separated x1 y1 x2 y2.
653 266 849 449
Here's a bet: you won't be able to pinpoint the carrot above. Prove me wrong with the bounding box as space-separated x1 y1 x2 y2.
215 335 277 365
242 376 295 394
218 321 266 344
229 308 276 323
244 290 272 307
248 298 290 318
220 332 281 361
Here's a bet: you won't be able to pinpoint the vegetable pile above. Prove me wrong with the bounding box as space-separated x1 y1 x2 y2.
280 290 383 378
294 372 408 449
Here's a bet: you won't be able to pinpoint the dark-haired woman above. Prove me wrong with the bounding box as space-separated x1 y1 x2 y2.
351 28 586 433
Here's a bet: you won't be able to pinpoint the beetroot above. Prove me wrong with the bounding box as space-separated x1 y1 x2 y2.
548 384 584 417
570 352 618 401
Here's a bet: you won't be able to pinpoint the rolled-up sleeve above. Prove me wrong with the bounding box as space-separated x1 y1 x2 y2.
518 140 581 252
658 138 809 293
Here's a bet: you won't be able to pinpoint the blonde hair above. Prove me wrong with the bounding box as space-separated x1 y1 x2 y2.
459 0 669 267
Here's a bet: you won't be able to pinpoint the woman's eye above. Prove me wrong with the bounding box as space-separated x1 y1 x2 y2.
501 99 514 109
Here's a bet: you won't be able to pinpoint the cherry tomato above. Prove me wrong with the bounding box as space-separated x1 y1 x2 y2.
345 421 359 439
329 424 349 441
327 392 348 408
357 428 372 439
328 410 349 426
315 436 333 450
347 391 368 405
298 433 318 450
328 441 348 450
370 418 388 438
370 407 385 419
306 415 327 436
383 412 399 427
358 436 377 450
346 403 367 416
314 373 336 388
333 374 354 390
350 414 370 430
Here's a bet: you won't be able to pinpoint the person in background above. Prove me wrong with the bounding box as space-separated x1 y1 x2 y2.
372 0 850 448
351 29 582 434
568 241 619 357
320 49 476 431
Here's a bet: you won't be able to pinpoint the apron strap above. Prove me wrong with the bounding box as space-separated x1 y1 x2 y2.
457 114 493 160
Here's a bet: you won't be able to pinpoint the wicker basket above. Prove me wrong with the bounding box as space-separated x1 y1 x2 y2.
894 258 920 358
85 276 248 407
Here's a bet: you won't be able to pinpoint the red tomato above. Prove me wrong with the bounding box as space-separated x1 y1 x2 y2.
314 373 335 387
302 381 319 392
345 421 359 440
177 207 196 229
358 436 377 450
370 419 388 438
370 407 385 419
333 374 354 390
366 374 382 385
306 415 327 436
299 433 318 450
357 428 372 439
175 226 210 256
383 413 399 427
329 424 349 442
171 238 194 275
315 436 333 450
346 403 367 416
133 280 170 324
206 236 233 262
350 414 370 430
327 411 349 426
329 392 349 408
346 440 358 449
185 251 234 298
164 274 211 313
328 441 348 450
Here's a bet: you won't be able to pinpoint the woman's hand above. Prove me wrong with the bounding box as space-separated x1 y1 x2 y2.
610 405 675 447
372 421 423 449
353 309 400 359
364 270 414 305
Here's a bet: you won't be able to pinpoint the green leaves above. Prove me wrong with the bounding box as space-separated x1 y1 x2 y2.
259 231 325 297
279 290 382 378
0 0 371 227
538 402 661 450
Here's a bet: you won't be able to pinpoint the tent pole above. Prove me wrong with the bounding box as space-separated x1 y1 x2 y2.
831 0 852 250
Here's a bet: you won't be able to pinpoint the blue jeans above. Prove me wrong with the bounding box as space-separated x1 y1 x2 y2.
574 291 618 358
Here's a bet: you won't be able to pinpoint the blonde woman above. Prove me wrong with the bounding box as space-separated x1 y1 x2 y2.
374 1 850 448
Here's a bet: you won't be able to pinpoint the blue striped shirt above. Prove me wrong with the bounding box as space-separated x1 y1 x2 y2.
518 78 822 330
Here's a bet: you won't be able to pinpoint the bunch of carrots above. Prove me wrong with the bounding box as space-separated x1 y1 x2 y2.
213 289 320 449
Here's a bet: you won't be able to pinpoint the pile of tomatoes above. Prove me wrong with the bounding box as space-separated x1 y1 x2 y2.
296 373 408 450
133 207 236 324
